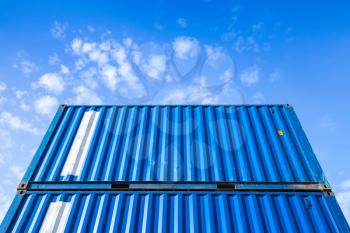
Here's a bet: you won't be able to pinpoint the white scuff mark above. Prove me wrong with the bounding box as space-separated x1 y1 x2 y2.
39 200 72 233
61 110 100 177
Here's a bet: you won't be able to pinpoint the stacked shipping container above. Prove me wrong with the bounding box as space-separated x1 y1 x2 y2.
1 105 349 232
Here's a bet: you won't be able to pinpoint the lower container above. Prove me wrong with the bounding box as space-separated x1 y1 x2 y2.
1 191 349 233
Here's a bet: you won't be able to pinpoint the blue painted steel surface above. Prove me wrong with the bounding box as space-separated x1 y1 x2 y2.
2 104 349 232
27 105 325 183
2 191 349 233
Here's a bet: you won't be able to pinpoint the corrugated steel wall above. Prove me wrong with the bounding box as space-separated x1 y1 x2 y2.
2 105 348 232
5 191 348 233
30 105 325 182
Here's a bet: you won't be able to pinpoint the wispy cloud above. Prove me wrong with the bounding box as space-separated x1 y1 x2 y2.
71 85 102 104
13 60 38 77
240 65 259 86
340 179 350 190
0 82 7 92
38 34 247 105
132 43 167 81
34 95 59 116
0 80 8 105
234 36 260 53
14 90 28 99
0 112 40 135
221 14 271 54
172 36 199 59
0 130 14 150
9 165 24 180
172 36 200 76
336 178 350 223
100 64 118 91
38 73 65 95
48 54 61 65
177 18 187 28
50 21 67 40
0 97 8 106
69 37 148 99
0 185 12 222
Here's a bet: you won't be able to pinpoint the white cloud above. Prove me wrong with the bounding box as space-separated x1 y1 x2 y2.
146 55 167 79
0 186 12 222
15 90 28 99
48 54 61 65
177 18 187 28
69 38 146 99
337 191 350 223
34 95 59 116
13 60 38 77
0 82 7 92
0 96 7 106
38 73 65 94
234 35 259 53
99 41 111 51
123 37 133 48
112 44 127 64
0 112 40 135
337 179 350 223
9 165 24 180
74 58 86 71
19 100 30 112
154 81 244 105
0 130 14 150
72 85 102 104
82 42 96 54
340 179 350 190
80 67 99 89
339 179 350 189
133 47 167 81
60 65 70 75
172 36 199 59
89 49 109 66
71 38 83 54
100 64 119 91
240 65 259 86
117 61 146 99
172 37 200 76
0 152 5 165
71 38 109 66
201 45 235 87
111 44 146 98
50 21 67 40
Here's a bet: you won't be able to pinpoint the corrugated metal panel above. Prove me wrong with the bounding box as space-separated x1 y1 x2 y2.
2 104 348 232
28 105 325 183
2 191 349 233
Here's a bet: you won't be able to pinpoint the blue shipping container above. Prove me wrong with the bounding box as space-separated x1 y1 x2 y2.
2 104 348 232
23 105 326 183
1 191 349 233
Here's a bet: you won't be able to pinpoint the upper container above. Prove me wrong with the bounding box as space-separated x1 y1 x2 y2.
22 105 326 183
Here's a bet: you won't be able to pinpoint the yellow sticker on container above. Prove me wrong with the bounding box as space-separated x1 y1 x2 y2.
278 130 284 136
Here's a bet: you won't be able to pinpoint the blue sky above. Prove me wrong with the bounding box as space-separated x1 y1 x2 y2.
0 0 350 221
